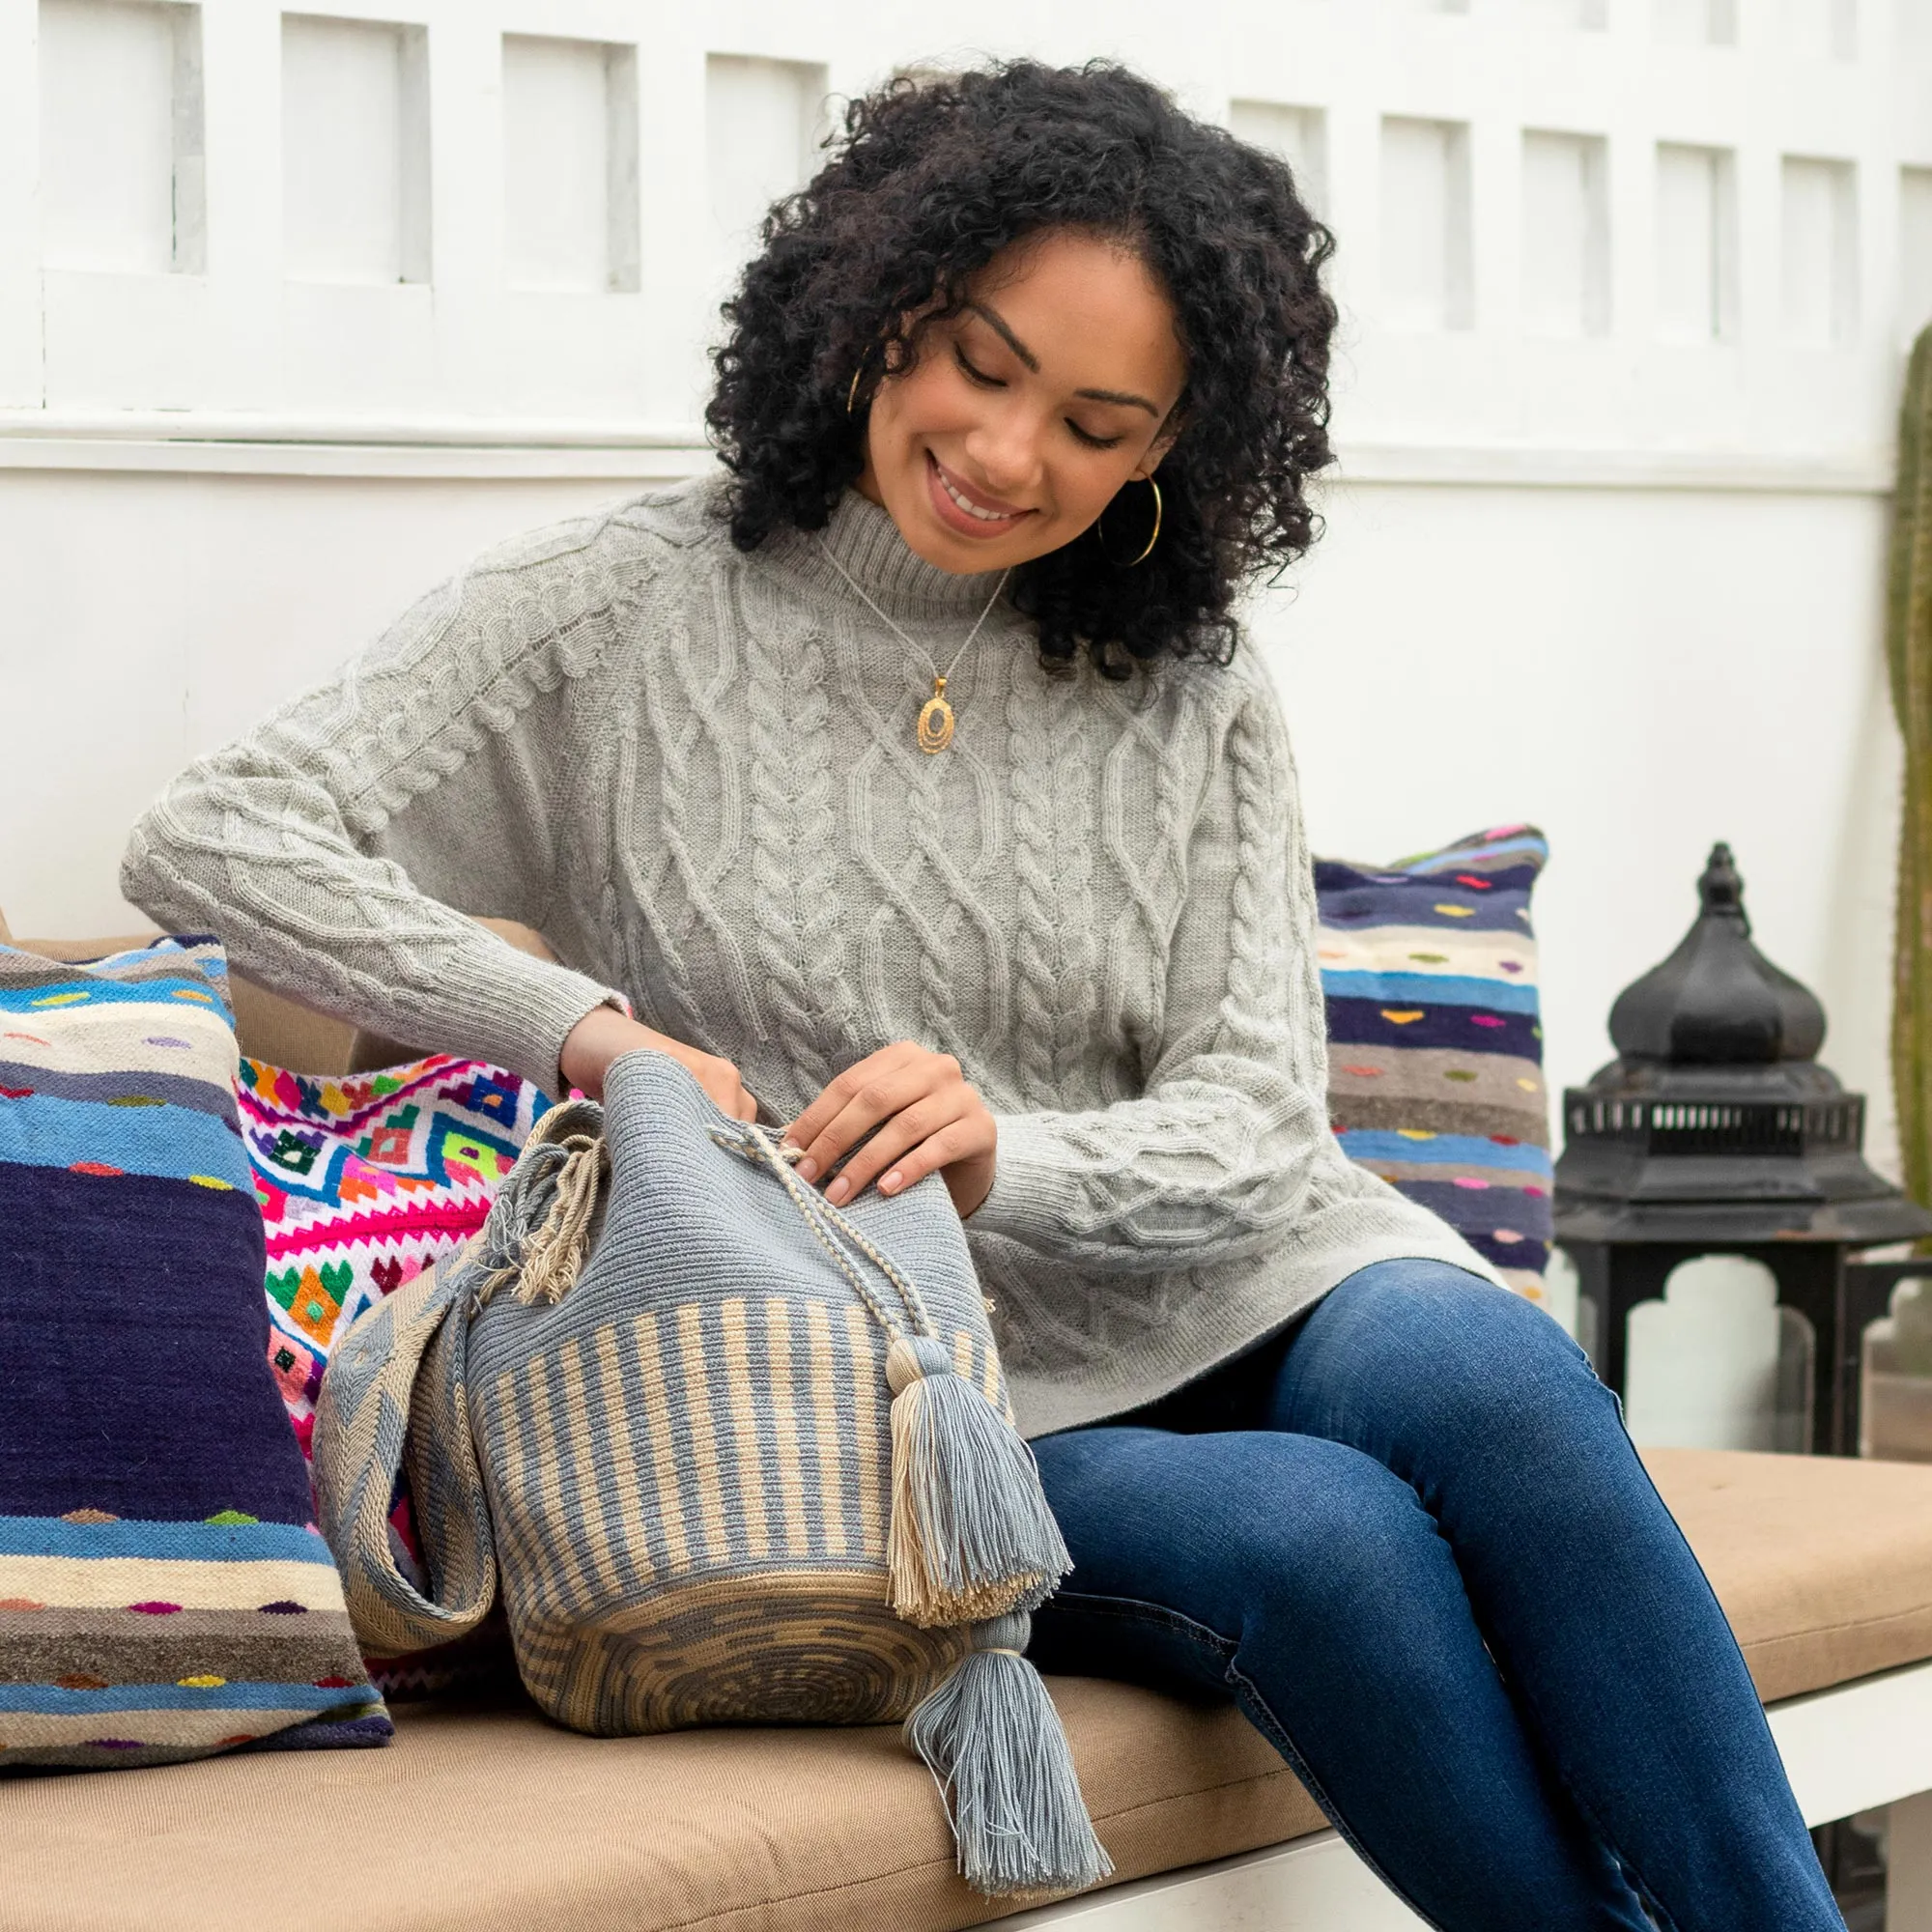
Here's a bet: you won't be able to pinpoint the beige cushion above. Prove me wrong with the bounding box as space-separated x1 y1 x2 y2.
1647 1446 1932 1703
8 1448 1932 1931
0 1678 1316 1932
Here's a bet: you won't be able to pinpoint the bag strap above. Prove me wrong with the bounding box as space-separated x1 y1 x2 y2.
311 1239 497 1658
708 1120 940 1346
311 1101 603 1658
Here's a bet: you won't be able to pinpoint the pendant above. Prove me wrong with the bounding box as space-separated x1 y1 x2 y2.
917 674 954 754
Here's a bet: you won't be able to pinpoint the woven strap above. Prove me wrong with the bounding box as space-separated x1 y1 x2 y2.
311 1237 498 1658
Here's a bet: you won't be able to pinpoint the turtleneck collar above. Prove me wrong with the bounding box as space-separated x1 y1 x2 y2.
765 486 1012 622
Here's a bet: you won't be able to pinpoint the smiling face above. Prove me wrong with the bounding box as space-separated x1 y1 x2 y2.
856 228 1189 575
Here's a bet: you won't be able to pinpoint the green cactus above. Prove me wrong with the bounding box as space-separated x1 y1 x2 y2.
1891 325 1932 1215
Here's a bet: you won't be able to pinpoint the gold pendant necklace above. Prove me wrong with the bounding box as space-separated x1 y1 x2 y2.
819 540 1011 754
917 676 955 753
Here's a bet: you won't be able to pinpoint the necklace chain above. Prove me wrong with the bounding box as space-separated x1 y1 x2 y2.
818 537 1011 754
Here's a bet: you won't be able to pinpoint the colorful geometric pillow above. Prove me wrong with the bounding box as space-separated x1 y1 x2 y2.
1316 827 1552 1303
237 1054 553 1463
0 936 387 1771
236 1054 550 1697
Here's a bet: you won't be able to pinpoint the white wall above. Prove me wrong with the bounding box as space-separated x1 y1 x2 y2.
2 0 1929 1179
1266 472 1900 1165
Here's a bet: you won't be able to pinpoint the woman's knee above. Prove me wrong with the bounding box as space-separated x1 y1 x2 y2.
1218 1436 1453 1630
1037 1427 1444 1633
1286 1260 1619 1457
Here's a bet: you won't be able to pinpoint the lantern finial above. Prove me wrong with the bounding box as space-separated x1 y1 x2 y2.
1697 842 1747 926
1607 841 1824 1066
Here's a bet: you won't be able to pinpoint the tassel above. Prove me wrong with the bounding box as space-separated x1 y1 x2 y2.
905 1611 1112 1899
886 1334 1072 1628
472 1130 608 1308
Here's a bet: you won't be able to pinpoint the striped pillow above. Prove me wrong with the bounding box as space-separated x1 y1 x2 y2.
1316 827 1552 1302
0 937 387 1772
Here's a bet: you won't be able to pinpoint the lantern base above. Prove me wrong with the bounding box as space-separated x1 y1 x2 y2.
1558 1236 1926 1457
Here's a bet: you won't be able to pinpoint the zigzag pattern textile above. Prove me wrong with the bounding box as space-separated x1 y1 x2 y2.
1316 827 1553 1300
238 1053 552 1462
0 937 386 1771
238 1052 551 1696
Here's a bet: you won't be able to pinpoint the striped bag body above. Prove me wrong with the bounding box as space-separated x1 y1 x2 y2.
314 1046 1108 1898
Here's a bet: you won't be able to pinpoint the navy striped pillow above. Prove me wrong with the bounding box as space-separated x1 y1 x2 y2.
1316 827 1552 1304
0 936 388 1772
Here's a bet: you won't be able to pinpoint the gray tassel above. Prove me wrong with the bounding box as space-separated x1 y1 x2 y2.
905 1611 1112 1899
886 1335 1072 1628
472 1104 608 1307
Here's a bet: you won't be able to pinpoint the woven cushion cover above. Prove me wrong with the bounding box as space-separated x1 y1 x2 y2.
0 938 384 1771
7 1446 1931 1931
240 1052 552 1697
1316 825 1552 1301
239 1053 551 1464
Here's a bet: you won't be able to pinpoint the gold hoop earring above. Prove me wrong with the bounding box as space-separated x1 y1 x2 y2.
1097 475 1162 568
846 365 864 414
1133 476 1163 566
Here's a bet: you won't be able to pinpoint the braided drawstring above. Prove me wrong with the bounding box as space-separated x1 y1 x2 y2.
708 1121 938 1343
707 1118 1068 1629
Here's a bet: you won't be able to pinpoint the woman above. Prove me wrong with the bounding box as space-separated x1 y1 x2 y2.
124 61 1840 1931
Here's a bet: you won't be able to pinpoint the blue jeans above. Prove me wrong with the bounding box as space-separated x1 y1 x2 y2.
1028 1260 1843 1931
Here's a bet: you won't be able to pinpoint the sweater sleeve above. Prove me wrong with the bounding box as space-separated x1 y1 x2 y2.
119 512 650 1094
968 668 1409 1275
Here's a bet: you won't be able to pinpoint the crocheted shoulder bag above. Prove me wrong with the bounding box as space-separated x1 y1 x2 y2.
312 1046 1109 1899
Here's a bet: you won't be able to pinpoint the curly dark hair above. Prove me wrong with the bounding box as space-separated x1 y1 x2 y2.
705 60 1337 677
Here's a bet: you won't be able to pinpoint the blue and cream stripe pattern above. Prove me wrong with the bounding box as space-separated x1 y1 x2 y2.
0 937 385 1772
489 1298 1007 1585
314 1047 1017 1737
485 1295 1002 1734
1316 828 1554 1299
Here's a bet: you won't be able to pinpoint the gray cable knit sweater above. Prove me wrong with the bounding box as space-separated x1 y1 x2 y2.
122 474 1493 1437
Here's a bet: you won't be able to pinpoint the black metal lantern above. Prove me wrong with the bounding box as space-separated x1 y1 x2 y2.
1554 843 1932 1455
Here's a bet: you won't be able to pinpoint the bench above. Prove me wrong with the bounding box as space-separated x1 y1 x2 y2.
7 1446 1932 1929
9 923 1932 1927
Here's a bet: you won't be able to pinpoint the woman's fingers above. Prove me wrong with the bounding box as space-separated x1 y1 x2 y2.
559 1009 759 1120
782 1041 994 1218
818 1094 963 1204
655 1038 758 1122
784 1044 935 1179
841 1118 980 1206
705 1064 760 1122
782 1042 920 1151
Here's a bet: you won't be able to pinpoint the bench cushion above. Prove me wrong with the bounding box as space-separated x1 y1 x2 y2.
1643 1446 1932 1703
0 1676 1315 1932
8 1450 1932 1930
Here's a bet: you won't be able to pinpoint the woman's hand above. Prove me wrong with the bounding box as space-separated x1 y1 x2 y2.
558 1006 758 1120
783 1041 997 1220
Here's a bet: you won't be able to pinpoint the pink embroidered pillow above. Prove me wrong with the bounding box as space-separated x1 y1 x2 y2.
237 1055 552 1460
